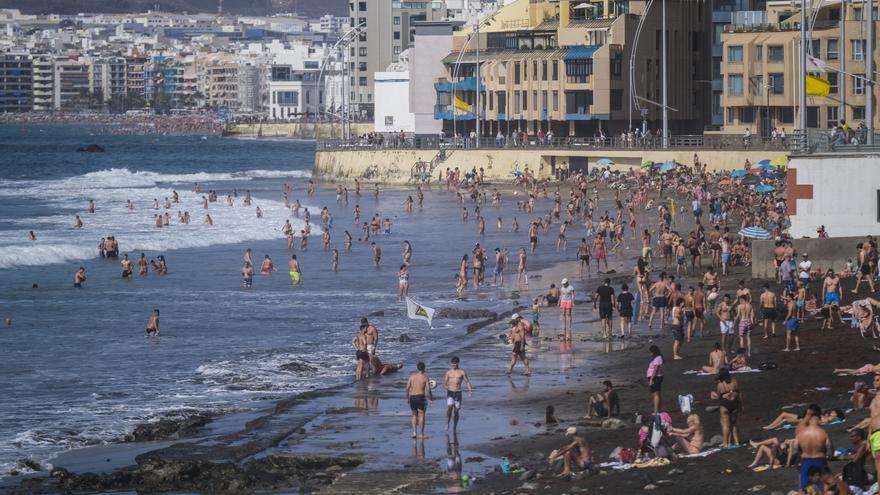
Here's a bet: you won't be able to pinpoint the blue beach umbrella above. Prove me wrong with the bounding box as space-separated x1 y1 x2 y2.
596 158 614 165
756 159 772 167
730 169 748 178
754 184 775 193
659 161 676 172
739 226 772 240
760 171 776 179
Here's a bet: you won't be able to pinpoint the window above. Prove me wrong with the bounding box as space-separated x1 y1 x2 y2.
359 76 367 86
393 31 400 40
740 107 754 123
779 107 794 124
827 106 838 128
359 47 367 56
727 107 735 123
552 90 558 111
756 45 763 62
514 91 520 113
393 16 401 25
533 61 538 80
533 91 538 111
728 74 743 96
611 59 621 79
769 73 784 95
542 61 547 80
514 63 520 84
853 40 866 60
809 39 820 58
358 2 366 11
727 45 743 63
754 75 763 96
385 116 393 126
712 58 721 78
854 75 866 95
854 7 862 20
611 89 623 111
523 89 528 110
565 60 593 84
393 46 401 55
276 90 298 106
827 39 839 60
552 61 558 80
488 91 494 111
853 106 865 121
828 72 838 94
807 106 819 127
768 45 784 61
541 90 547 112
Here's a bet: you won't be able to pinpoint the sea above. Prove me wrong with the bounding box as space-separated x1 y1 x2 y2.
0 124 604 477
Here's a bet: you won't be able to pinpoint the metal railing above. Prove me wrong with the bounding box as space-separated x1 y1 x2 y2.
792 128 880 154
317 134 802 152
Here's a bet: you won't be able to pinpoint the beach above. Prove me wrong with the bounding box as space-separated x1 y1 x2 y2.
1 124 874 495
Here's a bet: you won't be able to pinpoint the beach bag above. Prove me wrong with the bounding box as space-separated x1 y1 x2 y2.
678 394 694 415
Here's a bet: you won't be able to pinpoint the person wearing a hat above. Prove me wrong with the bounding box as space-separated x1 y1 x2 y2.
559 278 575 342
549 426 592 476
798 253 812 291
506 313 531 376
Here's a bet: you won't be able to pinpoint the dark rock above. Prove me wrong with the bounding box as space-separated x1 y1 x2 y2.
125 412 213 442
280 361 317 373
398 334 414 342
15 458 43 472
366 310 385 317
435 308 498 319
76 144 105 152
519 469 536 481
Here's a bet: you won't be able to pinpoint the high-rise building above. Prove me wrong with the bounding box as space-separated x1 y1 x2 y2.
53 57 90 111
90 56 128 104
32 54 53 112
349 0 449 117
0 50 33 113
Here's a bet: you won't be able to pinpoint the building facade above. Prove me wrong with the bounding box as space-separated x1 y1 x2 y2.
720 1 880 135
435 0 712 137
0 50 33 113
32 54 53 112
350 0 449 117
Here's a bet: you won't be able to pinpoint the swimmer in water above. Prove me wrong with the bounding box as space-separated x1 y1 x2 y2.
146 309 160 336
261 255 274 274
288 255 301 285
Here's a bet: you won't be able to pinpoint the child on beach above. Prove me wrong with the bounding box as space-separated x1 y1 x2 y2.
531 298 542 339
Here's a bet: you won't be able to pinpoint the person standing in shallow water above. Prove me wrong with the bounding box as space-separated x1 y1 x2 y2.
146 309 160 336
406 362 433 438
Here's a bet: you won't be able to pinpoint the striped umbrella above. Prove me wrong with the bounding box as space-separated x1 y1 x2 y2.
739 226 772 240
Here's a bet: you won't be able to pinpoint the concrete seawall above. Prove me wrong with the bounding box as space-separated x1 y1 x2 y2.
227 123 373 139
751 237 862 279
314 147 789 183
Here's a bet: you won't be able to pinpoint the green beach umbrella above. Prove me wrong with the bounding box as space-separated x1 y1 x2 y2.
641 160 654 169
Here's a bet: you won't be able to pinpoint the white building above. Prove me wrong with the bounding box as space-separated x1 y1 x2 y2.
373 70 414 133
786 153 880 238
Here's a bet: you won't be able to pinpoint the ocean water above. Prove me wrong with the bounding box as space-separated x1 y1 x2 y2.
0 125 597 477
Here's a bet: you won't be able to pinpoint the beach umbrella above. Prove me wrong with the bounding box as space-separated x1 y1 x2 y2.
739 226 772 240
730 169 748 177
760 171 777 180
641 160 654 169
659 161 676 172
510 170 523 177
741 174 761 185
718 179 734 185
755 159 772 167
753 161 776 171
754 184 775 193
770 155 789 167
596 158 614 165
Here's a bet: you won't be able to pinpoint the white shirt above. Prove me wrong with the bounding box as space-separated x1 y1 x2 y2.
560 285 574 303
798 260 812 279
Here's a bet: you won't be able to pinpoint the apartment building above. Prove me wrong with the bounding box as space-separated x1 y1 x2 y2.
90 56 127 104
349 0 449 117
0 50 32 113
435 0 712 137
32 54 53 111
721 0 878 134
53 56 90 110
204 59 240 110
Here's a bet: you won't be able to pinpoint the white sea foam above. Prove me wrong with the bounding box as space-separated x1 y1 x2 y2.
0 168 318 269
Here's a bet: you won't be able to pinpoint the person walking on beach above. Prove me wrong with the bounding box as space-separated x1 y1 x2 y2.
647 345 664 414
443 357 473 432
734 294 755 357
560 278 575 341
146 309 160 336
517 248 528 287
506 314 532 376
716 294 734 354
406 362 433 438
759 284 778 339
711 368 741 447
594 278 615 340
617 284 635 338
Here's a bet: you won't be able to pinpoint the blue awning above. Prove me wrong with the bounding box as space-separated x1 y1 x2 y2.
563 45 601 61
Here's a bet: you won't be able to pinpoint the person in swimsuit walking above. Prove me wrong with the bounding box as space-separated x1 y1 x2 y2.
711 368 742 447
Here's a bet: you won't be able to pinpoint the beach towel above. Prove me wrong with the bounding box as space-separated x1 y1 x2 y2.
684 367 762 376
680 447 722 458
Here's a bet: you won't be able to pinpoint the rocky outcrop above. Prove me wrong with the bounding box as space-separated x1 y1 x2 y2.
50 455 362 494
435 308 498 319
124 412 213 442
76 144 105 152
280 361 317 373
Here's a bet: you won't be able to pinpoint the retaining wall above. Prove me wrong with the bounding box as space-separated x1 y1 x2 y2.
751 237 863 279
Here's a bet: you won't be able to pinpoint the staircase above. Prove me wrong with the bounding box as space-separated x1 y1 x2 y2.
411 148 453 183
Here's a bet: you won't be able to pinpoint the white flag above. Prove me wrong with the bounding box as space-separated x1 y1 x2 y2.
406 297 435 327
806 54 827 73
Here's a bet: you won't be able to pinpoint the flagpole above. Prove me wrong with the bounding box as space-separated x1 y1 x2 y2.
799 0 808 150
867 0 874 144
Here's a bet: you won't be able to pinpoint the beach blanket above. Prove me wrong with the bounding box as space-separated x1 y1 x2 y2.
680 447 723 458
683 367 762 376
597 457 671 471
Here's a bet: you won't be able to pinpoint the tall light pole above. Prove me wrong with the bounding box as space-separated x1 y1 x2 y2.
661 0 668 148
475 19 481 148
799 0 808 148
867 0 874 143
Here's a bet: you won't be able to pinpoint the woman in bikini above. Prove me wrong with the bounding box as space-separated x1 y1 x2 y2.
710 368 742 447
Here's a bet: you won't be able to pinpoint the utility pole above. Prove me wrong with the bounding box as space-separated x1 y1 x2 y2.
661 0 668 148
867 0 874 143
799 0 808 149
841 0 846 119
475 19 481 148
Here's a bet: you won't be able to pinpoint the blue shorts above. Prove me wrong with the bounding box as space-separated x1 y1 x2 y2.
532 312 540 322
721 253 730 264
494 265 503 275
783 280 794 293
677 256 685 265
825 292 840 305
800 458 827 488
786 318 799 332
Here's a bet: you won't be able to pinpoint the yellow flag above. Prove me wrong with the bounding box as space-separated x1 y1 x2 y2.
805 75 830 96
454 96 472 112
